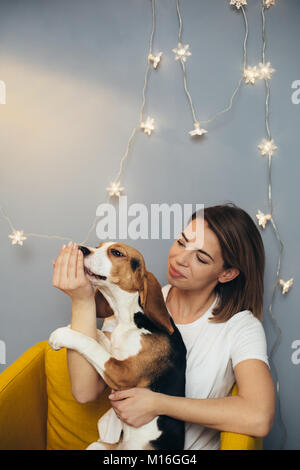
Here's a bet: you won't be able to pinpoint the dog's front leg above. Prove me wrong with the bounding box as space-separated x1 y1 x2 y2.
96 329 112 352
49 326 111 378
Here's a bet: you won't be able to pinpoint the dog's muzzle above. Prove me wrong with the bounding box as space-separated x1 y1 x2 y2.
79 245 107 280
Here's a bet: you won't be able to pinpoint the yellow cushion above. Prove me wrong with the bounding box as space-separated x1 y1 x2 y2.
45 344 111 450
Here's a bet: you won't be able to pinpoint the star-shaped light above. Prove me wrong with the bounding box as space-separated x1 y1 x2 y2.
172 43 192 62
279 278 294 294
230 0 247 10
8 229 27 246
243 66 260 85
258 138 278 157
140 116 155 136
256 210 271 229
189 122 208 137
148 52 162 69
106 181 125 197
264 0 275 8
258 62 275 80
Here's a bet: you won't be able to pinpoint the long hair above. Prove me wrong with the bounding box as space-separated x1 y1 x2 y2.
190 203 265 322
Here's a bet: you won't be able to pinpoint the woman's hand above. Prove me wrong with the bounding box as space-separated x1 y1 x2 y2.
109 388 161 428
52 242 95 302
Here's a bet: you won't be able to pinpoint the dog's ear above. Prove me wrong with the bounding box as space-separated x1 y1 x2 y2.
139 271 174 335
95 289 114 318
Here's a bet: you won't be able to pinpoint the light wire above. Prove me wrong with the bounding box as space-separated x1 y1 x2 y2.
261 2 287 450
175 0 248 128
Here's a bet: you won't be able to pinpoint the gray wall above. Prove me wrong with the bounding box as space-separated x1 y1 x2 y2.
0 0 299 450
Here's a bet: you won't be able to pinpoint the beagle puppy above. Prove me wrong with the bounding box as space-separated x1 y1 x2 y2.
48 242 187 450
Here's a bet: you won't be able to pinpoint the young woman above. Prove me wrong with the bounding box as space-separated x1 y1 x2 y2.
52 203 275 450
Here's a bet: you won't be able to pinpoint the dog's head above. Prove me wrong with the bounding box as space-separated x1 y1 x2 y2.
79 242 174 335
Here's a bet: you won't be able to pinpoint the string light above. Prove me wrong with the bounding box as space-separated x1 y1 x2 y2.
105 181 125 197
174 0 249 136
8 229 27 246
140 116 155 136
279 279 294 295
258 138 278 156
189 122 207 137
256 210 271 229
243 65 259 85
172 43 192 62
264 0 275 8
1 205 73 247
148 52 162 69
258 61 275 79
230 0 247 10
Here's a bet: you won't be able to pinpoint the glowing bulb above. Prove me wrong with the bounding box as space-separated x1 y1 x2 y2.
230 0 247 9
148 52 162 69
172 43 192 62
189 122 208 137
8 229 27 246
140 116 155 136
258 138 278 157
258 62 275 80
243 66 259 85
106 181 125 197
256 210 271 229
264 0 275 8
279 278 294 294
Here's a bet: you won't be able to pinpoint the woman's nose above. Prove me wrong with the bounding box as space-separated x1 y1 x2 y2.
175 252 190 266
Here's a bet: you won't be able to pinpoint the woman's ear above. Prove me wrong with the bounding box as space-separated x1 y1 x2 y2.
95 288 114 318
140 271 174 335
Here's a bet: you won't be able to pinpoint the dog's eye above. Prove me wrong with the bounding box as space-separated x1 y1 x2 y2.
111 248 124 257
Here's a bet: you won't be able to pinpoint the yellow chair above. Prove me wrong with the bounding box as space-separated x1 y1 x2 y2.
0 341 262 450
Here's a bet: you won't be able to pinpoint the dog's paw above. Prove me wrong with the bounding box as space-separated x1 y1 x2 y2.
48 327 70 351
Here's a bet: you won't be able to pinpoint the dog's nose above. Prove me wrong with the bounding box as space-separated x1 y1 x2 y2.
78 245 91 257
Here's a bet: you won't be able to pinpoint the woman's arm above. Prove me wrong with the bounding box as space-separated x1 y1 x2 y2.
156 359 275 437
109 359 275 438
52 242 108 403
67 297 108 403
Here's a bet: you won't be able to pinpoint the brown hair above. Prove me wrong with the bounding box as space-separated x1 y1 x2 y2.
190 203 265 323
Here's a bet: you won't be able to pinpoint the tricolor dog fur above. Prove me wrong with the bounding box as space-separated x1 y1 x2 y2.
48 242 187 450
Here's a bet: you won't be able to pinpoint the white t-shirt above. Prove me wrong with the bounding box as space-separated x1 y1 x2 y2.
161 283 270 451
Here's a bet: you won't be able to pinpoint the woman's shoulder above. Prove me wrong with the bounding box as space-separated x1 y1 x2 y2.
226 309 267 345
226 309 264 332
227 309 262 326
228 309 257 321
226 310 269 368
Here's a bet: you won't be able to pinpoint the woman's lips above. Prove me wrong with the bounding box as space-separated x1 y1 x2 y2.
169 264 186 278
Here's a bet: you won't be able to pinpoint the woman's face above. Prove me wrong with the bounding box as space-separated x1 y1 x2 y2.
167 217 237 291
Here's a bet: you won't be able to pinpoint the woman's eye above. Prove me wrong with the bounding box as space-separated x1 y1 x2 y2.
111 249 124 257
177 240 207 264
